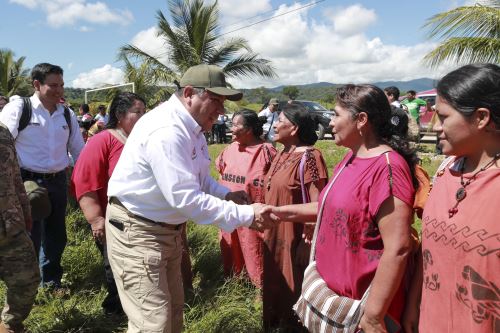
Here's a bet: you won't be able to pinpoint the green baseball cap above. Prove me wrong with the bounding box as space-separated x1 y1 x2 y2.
179 64 243 101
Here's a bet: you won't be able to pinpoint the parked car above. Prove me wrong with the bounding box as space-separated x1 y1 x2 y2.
416 89 437 134
276 100 334 139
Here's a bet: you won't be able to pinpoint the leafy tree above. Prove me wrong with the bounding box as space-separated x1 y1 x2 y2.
423 0 500 67
119 0 276 86
254 86 271 104
0 49 31 97
282 85 299 100
118 55 172 106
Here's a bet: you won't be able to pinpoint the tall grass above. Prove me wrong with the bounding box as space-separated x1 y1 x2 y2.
0 141 442 332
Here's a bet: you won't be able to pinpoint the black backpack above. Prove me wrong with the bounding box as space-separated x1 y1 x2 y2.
18 97 72 134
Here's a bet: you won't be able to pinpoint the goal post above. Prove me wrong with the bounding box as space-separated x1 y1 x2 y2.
84 82 135 104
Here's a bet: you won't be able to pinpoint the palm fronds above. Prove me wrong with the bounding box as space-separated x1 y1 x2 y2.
118 0 276 92
422 1 500 67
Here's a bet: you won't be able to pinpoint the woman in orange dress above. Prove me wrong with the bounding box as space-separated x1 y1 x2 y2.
263 104 328 331
215 110 276 288
403 63 500 333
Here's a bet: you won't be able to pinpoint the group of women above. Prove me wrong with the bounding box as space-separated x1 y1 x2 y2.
70 63 498 332
217 63 500 333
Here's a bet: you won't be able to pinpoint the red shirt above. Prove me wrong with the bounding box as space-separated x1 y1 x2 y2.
315 151 414 322
71 130 124 213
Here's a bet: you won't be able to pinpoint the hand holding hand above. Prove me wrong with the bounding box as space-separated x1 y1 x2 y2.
249 203 276 231
226 190 250 204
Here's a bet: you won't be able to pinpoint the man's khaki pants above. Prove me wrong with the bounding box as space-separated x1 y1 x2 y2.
106 203 184 333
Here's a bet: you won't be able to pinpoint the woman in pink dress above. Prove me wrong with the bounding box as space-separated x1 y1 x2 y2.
268 84 419 332
403 63 500 333
72 92 146 314
215 109 276 288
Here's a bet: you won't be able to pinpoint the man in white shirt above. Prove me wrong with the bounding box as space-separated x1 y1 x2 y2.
94 104 109 125
258 97 279 141
383 86 401 108
0 63 84 290
106 64 273 333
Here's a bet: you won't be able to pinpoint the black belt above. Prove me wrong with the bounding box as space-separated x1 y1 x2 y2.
109 197 184 230
21 168 65 180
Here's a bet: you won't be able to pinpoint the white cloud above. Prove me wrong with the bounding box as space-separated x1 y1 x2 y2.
72 64 124 89
224 3 457 88
79 25 92 32
9 0 133 28
129 27 169 64
67 62 73 70
329 4 377 37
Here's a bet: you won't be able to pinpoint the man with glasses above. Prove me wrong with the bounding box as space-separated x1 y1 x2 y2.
106 64 275 333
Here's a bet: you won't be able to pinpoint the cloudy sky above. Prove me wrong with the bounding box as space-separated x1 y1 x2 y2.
1 0 474 89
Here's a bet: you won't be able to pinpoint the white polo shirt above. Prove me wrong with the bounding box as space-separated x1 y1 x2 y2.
108 94 254 232
0 94 84 173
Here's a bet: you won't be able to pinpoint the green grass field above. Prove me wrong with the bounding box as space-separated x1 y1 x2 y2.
0 141 442 332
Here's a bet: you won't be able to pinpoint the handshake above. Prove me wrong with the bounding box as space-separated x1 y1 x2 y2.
224 191 279 232
249 203 278 231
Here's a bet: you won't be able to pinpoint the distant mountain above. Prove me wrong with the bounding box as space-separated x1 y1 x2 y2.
371 78 437 92
241 78 437 104
269 81 335 91
265 78 436 92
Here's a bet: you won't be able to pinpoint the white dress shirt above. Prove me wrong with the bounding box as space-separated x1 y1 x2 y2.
391 100 401 108
94 113 109 125
108 94 254 232
258 107 276 140
0 94 84 173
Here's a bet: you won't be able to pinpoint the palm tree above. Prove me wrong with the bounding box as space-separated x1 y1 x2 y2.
422 0 500 67
0 49 31 97
109 55 172 106
119 0 276 85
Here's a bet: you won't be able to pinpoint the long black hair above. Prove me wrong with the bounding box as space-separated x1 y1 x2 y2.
232 109 266 138
106 92 146 129
437 63 500 128
282 104 318 146
335 84 419 188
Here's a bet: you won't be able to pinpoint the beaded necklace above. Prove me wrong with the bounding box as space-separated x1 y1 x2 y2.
266 146 296 191
448 152 500 217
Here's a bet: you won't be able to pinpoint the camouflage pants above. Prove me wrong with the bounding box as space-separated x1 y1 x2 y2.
0 231 39 330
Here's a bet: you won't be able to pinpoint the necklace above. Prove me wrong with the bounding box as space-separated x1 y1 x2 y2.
266 146 297 191
448 152 500 217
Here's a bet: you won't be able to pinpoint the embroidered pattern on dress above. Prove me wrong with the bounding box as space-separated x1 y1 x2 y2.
305 150 321 182
328 208 362 253
422 216 500 257
456 265 500 332
422 249 440 291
